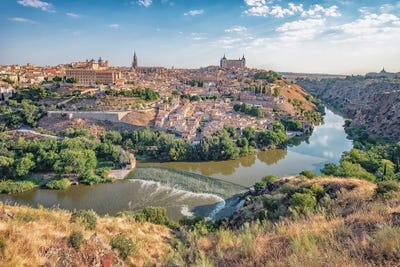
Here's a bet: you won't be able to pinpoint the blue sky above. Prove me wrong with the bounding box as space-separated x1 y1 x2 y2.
1 0 400 74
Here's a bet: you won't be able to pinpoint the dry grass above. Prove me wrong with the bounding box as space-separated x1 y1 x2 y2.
0 204 171 266
179 177 399 267
121 109 156 126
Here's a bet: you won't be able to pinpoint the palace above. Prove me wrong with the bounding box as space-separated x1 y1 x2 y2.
66 57 121 85
220 54 246 69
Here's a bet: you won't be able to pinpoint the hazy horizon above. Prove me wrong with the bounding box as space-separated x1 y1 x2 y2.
1 0 400 74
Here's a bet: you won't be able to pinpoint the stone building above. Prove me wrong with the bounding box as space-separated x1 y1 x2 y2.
220 54 246 69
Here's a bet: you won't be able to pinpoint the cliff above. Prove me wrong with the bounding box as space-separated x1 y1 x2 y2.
296 77 400 140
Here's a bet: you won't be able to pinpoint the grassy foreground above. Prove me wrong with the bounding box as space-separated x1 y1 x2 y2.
0 176 399 266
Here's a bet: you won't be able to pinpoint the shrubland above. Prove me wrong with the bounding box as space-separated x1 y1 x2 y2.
1 175 399 266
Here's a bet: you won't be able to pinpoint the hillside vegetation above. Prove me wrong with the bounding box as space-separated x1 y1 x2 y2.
1 176 399 266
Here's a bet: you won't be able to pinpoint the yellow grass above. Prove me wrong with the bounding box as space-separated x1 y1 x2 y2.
0 204 171 266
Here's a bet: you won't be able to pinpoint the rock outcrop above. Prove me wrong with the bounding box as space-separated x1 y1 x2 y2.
296 77 400 141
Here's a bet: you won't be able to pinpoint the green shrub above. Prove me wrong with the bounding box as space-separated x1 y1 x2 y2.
376 180 399 197
289 192 317 214
310 184 325 200
95 167 111 179
299 170 317 179
0 180 37 194
279 183 301 196
179 217 215 235
262 174 278 183
15 209 40 222
45 178 71 190
254 175 278 193
110 233 134 260
80 173 105 185
69 230 84 249
135 206 178 229
0 236 6 251
70 210 97 230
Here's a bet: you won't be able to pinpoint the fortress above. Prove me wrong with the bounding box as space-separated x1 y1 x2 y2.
220 54 246 69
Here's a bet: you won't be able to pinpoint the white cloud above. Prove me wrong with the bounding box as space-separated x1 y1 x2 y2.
190 33 207 41
269 4 304 18
66 12 79 18
244 0 266 7
301 4 340 18
225 26 247 33
276 18 326 41
9 17 36 23
334 13 400 35
137 0 152 7
243 1 340 18
108 24 120 29
17 0 54 12
184 9 204 16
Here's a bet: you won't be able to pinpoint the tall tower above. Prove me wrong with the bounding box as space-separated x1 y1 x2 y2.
220 54 227 68
132 52 138 69
241 54 246 69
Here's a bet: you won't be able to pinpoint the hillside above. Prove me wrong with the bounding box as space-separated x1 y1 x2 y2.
296 77 400 140
1 176 399 266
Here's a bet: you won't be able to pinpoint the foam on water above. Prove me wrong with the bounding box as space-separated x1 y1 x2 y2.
129 179 226 218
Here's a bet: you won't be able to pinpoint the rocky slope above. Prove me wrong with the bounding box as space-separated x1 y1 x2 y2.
296 77 400 140
1 177 399 266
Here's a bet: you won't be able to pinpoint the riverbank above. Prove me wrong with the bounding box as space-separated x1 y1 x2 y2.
108 153 137 180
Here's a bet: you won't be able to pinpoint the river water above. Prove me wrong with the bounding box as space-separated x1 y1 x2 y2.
0 109 352 221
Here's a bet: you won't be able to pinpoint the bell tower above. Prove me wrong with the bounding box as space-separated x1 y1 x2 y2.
132 52 138 69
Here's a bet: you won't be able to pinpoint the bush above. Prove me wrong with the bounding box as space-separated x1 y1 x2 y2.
289 192 317 214
254 174 279 192
80 172 105 185
179 217 215 235
135 206 179 229
299 170 317 179
310 184 325 201
69 230 84 249
70 210 97 230
110 233 135 260
0 180 37 194
0 236 6 252
376 180 399 198
45 178 71 190
15 209 39 222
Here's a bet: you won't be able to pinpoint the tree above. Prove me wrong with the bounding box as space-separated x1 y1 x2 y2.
15 153 35 178
273 87 281 97
54 149 97 176
242 127 256 142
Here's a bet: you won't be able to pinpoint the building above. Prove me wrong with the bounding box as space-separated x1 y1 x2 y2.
132 52 138 69
220 54 246 69
366 68 400 78
71 57 109 70
66 57 121 85
131 52 166 74
66 69 121 85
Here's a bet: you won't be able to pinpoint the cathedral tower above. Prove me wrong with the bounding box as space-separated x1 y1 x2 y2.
132 52 138 69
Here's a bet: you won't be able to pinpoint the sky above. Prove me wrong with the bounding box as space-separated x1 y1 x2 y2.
1 0 400 74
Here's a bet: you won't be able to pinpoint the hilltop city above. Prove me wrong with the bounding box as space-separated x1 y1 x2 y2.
0 54 321 142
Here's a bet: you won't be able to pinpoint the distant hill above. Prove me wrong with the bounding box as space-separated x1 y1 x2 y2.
297 76 400 141
279 72 346 81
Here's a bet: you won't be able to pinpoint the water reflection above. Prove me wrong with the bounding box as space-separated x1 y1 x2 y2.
0 108 353 220
257 149 287 165
139 109 352 186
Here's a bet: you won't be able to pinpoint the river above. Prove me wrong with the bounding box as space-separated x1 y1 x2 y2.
0 108 352 221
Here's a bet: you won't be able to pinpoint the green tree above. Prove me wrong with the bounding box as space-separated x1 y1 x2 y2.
15 153 35 178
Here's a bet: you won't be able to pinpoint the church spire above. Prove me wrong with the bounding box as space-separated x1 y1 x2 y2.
132 52 138 68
